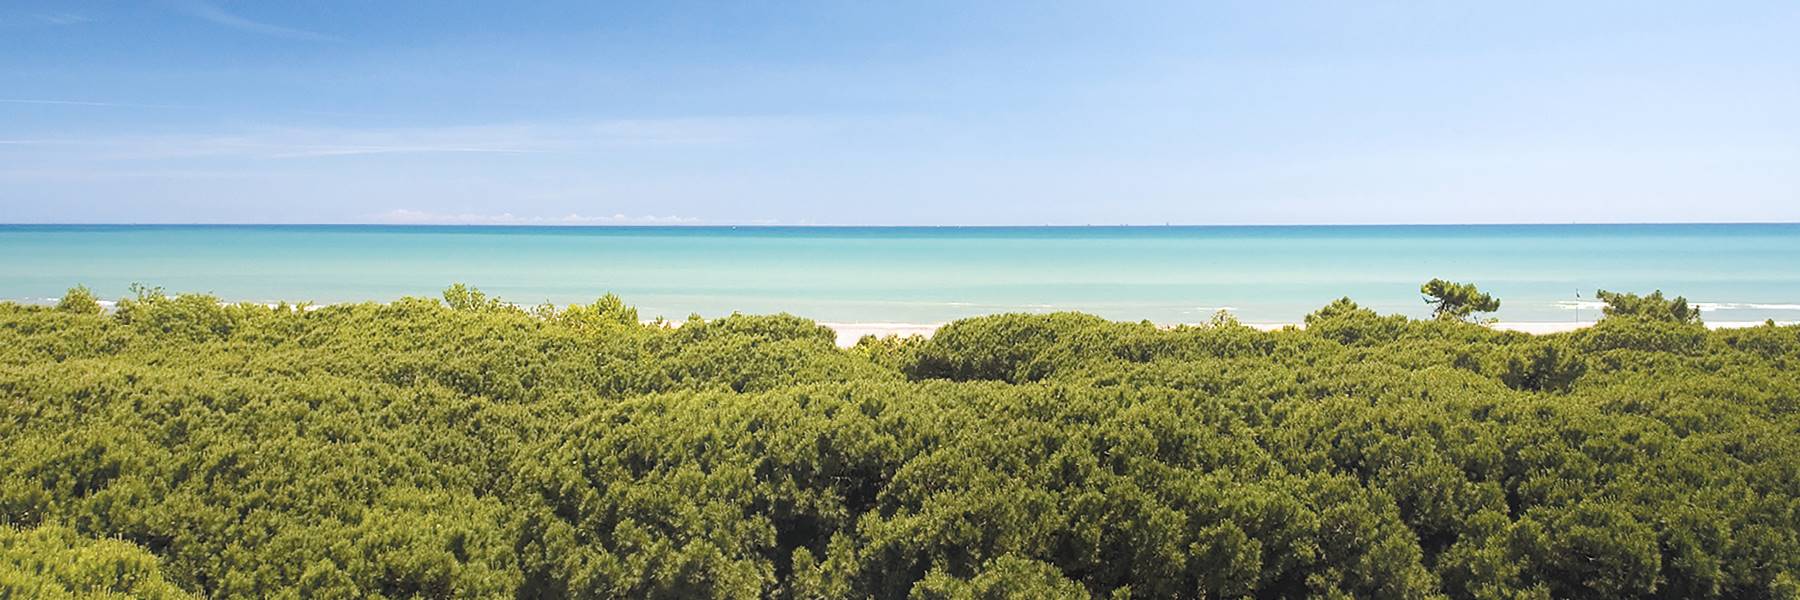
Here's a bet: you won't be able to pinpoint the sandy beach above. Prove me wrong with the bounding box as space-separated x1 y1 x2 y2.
823 319 1797 346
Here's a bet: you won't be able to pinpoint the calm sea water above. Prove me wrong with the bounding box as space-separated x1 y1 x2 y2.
2 224 1797 325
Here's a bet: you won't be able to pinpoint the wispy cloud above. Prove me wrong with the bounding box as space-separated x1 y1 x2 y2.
0 11 93 28
34 12 93 25
0 168 267 181
0 126 550 160
0 98 192 109
268 145 543 158
167 0 339 42
0 97 389 119
0 117 817 160
374 209 700 226
252 124 558 157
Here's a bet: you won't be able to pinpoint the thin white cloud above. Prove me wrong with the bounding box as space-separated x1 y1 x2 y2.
266 145 544 159
0 168 266 181
0 12 92 27
0 117 815 160
34 12 93 25
167 0 339 42
0 127 546 160
374 209 700 226
250 124 566 158
0 98 192 109
0 97 390 119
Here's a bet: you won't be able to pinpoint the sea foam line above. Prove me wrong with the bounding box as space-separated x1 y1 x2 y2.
1556 300 1800 311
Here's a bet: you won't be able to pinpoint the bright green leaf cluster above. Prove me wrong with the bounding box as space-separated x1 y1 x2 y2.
1 523 195 599
1421 279 1501 322
1596 289 1703 324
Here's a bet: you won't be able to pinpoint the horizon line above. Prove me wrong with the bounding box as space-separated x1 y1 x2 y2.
2 221 1798 228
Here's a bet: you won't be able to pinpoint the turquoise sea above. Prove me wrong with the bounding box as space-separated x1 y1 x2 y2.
2 224 1798 325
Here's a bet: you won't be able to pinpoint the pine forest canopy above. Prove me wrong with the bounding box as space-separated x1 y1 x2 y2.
0 282 1796 599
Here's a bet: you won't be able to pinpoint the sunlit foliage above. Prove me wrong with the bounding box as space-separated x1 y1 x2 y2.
1 523 194 599
1596 289 1702 324
1422 279 1501 322
1 285 1795 599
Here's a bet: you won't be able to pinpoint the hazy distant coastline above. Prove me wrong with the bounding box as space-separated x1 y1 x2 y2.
820 319 1798 347
5 223 1800 327
8 293 1792 347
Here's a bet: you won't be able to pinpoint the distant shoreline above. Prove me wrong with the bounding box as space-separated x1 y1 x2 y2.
8 223 1800 326
5 295 1794 348
819 320 1799 347
4 222 1799 230
5 295 1793 348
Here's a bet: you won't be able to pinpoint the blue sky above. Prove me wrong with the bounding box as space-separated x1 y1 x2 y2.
2 1 1797 225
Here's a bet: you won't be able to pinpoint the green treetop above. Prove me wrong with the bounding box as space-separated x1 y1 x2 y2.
1421 278 1501 322
1595 289 1702 324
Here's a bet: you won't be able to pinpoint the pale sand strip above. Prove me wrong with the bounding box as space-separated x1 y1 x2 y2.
822 320 1796 347
1490 320 1794 335
818 322 945 346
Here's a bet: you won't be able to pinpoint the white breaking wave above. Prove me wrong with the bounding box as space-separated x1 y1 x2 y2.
1693 302 1800 312
33 297 120 308
1554 300 1608 311
1557 300 1800 312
